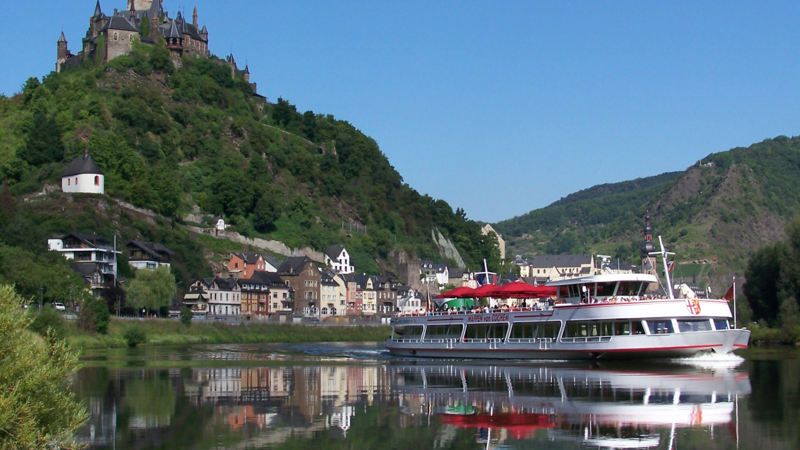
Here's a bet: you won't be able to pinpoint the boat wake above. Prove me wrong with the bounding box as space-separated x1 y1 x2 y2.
669 352 746 370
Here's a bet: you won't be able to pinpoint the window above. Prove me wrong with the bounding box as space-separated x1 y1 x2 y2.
67 179 70 186
94 176 99 186
113 32 118 41
647 320 674 334
75 177 78 184
510 322 560 339
678 319 713 333
714 318 730 330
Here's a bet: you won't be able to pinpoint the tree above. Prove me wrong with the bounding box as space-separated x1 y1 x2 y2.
124 266 177 314
252 188 282 232
0 285 88 448
743 242 785 325
22 112 65 166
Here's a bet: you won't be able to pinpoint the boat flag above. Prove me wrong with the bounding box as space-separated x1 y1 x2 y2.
723 283 735 301
667 260 675 273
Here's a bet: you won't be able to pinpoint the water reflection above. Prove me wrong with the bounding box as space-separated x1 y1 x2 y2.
394 363 750 448
73 346 797 450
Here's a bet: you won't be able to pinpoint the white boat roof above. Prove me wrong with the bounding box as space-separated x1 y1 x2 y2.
545 273 658 286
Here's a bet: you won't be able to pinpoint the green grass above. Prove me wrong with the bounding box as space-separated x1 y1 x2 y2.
65 317 390 349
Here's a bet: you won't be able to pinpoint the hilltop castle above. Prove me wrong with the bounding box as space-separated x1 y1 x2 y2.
57 1 252 87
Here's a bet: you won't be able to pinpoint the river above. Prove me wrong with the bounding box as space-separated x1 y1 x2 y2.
73 344 799 450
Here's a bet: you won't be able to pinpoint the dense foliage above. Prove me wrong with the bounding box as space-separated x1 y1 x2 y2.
0 39 497 277
0 285 88 449
744 217 800 328
124 266 177 314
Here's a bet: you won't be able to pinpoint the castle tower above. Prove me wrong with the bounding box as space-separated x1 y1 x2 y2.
640 212 657 280
56 32 69 73
193 7 198 27
149 12 160 41
243 64 250 83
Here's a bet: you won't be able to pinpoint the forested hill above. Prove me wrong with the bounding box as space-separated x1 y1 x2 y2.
0 41 499 288
494 135 800 292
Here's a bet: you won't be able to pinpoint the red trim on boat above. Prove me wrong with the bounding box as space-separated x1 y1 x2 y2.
386 343 723 353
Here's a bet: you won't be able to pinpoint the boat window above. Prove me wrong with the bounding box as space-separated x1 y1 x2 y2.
647 320 674 334
509 322 560 339
558 286 569 299
714 318 730 330
566 321 630 337
617 282 642 296
678 319 713 333
424 324 463 339
465 323 508 340
633 321 646 335
614 321 631 335
393 325 423 339
595 283 616 297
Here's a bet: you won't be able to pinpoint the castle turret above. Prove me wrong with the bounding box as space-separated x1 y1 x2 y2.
149 12 160 41
56 32 69 73
243 64 250 83
640 212 657 277
193 7 198 27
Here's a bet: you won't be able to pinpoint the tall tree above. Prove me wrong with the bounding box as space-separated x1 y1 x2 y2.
22 112 64 166
124 266 177 313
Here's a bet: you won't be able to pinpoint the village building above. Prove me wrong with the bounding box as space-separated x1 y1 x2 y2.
62 150 104 195
126 240 174 270
48 232 121 294
189 277 240 316
481 223 506 261
527 254 594 284
277 256 320 317
228 252 266 279
341 274 361 315
324 246 354 274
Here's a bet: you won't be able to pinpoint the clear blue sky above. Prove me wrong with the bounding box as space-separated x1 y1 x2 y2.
3 1 800 223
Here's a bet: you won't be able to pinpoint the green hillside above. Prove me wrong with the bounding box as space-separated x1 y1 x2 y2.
0 42 499 286
495 136 800 293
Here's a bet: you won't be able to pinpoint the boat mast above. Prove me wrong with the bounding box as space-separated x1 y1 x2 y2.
649 236 675 299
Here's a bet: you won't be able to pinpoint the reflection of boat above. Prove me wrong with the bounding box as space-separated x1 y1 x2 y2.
390 363 750 447
388 243 750 359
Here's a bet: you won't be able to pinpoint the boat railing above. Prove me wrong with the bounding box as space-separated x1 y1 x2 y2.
559 336 612 343
506 337 555 344
463 337 505 344
394 306 553 317
389 338 423 344
420 337 461 344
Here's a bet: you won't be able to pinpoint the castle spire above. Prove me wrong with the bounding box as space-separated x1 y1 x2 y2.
94 1 103 18
58 31 67 43
192 6 198 27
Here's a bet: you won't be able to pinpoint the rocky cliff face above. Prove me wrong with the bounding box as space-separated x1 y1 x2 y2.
432 228 466 268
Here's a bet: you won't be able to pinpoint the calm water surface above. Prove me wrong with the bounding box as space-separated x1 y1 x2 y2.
74 343 800 450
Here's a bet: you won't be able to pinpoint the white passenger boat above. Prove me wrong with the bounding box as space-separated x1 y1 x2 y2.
387 243 750 360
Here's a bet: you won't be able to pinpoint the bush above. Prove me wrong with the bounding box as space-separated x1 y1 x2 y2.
123 325 147 347
0 285 88 447
27 306 65 340
180 307 192 327
78 296 111 335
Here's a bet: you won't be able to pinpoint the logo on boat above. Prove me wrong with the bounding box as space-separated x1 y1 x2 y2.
686 299 701 315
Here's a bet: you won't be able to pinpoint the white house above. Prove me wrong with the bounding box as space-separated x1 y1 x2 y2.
324 246 354 274
189 277 242 316
48 233 121 288
62 150 104 194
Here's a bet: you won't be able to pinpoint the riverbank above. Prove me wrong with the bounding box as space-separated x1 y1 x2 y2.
748 324 800 345
66 318 391 349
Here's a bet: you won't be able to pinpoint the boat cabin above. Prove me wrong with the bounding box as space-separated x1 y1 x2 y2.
547 274 658 304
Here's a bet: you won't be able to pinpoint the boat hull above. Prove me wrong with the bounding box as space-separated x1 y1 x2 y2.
387 328 750 360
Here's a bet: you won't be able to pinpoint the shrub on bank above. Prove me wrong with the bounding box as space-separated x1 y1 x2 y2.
123 325 147 347
66 317 391 348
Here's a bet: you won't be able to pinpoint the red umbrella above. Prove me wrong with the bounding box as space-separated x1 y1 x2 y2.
495 282 556 299
472 283 502 298
435 286 475 299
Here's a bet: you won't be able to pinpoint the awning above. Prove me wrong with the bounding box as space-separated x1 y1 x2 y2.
435 286 475 299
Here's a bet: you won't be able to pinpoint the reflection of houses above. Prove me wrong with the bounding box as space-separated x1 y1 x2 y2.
200 368 242 401
126 240 174 271
48 232 121 294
